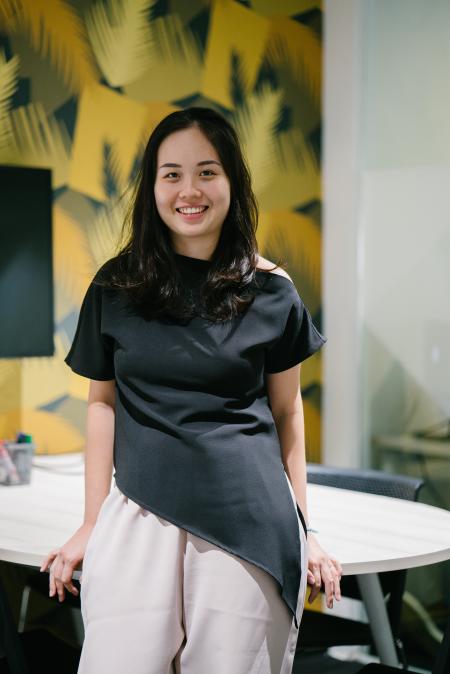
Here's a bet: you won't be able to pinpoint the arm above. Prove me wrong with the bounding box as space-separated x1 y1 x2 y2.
266 364 342 609
84 379 116 525
40 379 116 602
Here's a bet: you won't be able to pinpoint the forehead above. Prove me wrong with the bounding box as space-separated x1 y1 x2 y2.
157 126 220 164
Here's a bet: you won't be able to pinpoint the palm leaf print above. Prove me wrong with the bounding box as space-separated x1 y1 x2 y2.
85 194 128 270
266 16 321 109
259 126 320 210
263 209 322 313
6 101 71 186
52 205 96 312
124 13 202 101
234 84 282 197
0 0 99 93
0 48 19 156
85 0 156 88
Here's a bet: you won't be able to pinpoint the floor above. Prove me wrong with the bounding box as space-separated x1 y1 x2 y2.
0 633 377 674
2 627 439 674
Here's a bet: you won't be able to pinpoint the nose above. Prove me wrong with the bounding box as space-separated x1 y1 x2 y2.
178 179 202 201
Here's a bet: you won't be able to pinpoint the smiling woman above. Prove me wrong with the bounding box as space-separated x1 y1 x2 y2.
87 107 263 325
154 126 230 242
41 106 338 674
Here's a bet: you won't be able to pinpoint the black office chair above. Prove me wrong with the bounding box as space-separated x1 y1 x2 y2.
356 611 450 674
298 463 425 668
17 566 82 636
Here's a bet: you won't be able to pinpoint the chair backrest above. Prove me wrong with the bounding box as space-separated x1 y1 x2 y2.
306 463 424 502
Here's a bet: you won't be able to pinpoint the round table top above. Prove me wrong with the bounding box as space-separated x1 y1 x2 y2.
308 483 450 574
1 454 450 575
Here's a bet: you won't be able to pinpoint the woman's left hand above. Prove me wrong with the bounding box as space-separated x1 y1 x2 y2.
306 533 342 609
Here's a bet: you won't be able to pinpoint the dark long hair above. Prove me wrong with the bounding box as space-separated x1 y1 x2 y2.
97 106 282 322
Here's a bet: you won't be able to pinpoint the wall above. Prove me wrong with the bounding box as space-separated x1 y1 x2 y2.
0 0 325 459
324 0 450 626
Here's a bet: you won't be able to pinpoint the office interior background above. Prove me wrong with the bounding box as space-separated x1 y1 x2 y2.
0 0 449 671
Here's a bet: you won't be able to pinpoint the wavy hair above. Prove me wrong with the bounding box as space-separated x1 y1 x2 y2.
97 106 284 322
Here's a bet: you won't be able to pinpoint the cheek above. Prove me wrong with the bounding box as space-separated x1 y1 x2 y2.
210 181 230 210
154 184 172 210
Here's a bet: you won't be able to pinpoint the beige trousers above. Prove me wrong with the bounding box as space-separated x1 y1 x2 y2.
77 476 307 674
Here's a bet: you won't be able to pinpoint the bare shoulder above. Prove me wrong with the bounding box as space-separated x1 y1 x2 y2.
256 255 293 281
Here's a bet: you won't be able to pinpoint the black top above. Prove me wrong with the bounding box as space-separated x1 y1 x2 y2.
65 252 327 628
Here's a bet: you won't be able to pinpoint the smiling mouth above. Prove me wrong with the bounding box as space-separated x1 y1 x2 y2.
176 206 209 215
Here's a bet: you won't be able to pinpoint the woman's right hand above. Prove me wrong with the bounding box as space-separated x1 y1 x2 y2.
39 522 95 603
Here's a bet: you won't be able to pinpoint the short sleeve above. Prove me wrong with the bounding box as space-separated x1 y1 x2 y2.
265 288 327 374
64 278 115 381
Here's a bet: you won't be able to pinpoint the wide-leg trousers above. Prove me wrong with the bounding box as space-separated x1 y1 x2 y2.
77 474 308 674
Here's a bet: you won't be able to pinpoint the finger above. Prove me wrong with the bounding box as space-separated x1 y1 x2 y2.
49 570 56 598
48 558 59 597
307 565 321 603
325 579 335 608
319 561 337 609
322 570 334 608
314 568 322 588
307 570 315 585
40 551 57 572
326 560 343 606
331 565 342 600
61 563 78 596
55 579 66 603
308 582 321 604
326 559 341 599
65 582 78 597
50 558 66 602
329 557 343 578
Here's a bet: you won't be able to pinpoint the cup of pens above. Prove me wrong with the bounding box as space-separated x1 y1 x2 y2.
0 435 36 486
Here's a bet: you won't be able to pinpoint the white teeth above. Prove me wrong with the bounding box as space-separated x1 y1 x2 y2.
177 207 207 214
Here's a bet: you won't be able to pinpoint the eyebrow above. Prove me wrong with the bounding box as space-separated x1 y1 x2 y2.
158 160 222 169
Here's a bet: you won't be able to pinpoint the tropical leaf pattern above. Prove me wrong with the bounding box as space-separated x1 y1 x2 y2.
0 0 324 461
0 48 19 154
85 0 156 87
1 0 99 92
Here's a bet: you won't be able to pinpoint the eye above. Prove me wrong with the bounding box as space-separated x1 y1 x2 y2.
164 171 179 179
200 170 216 177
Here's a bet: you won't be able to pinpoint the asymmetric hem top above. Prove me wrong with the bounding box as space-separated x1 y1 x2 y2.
64 252 327 628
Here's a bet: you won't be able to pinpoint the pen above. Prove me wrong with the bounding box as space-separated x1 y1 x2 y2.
0 441 21 485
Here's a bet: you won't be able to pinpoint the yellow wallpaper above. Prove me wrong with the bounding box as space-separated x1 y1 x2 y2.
0 0 324 459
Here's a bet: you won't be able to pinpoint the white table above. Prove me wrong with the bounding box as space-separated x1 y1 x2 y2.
308 482 450 666
2 454 450 668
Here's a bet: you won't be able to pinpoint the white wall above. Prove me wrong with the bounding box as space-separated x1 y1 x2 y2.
323 0 450 469
323 0 364 467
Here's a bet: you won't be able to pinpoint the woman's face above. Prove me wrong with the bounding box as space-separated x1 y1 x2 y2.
154 126 231 253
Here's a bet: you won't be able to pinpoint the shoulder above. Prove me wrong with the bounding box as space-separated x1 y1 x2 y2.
94 254 126 284
256 255 293 282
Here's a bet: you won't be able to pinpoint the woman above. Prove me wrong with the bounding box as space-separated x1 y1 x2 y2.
41 107 342 674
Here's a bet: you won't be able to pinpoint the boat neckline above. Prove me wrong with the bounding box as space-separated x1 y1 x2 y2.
174 252 212 265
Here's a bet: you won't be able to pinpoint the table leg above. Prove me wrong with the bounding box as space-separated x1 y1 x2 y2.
0 577 30 674
357 573 399 667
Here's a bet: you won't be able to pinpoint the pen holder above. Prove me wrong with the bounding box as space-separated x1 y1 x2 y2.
0 441 36 485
